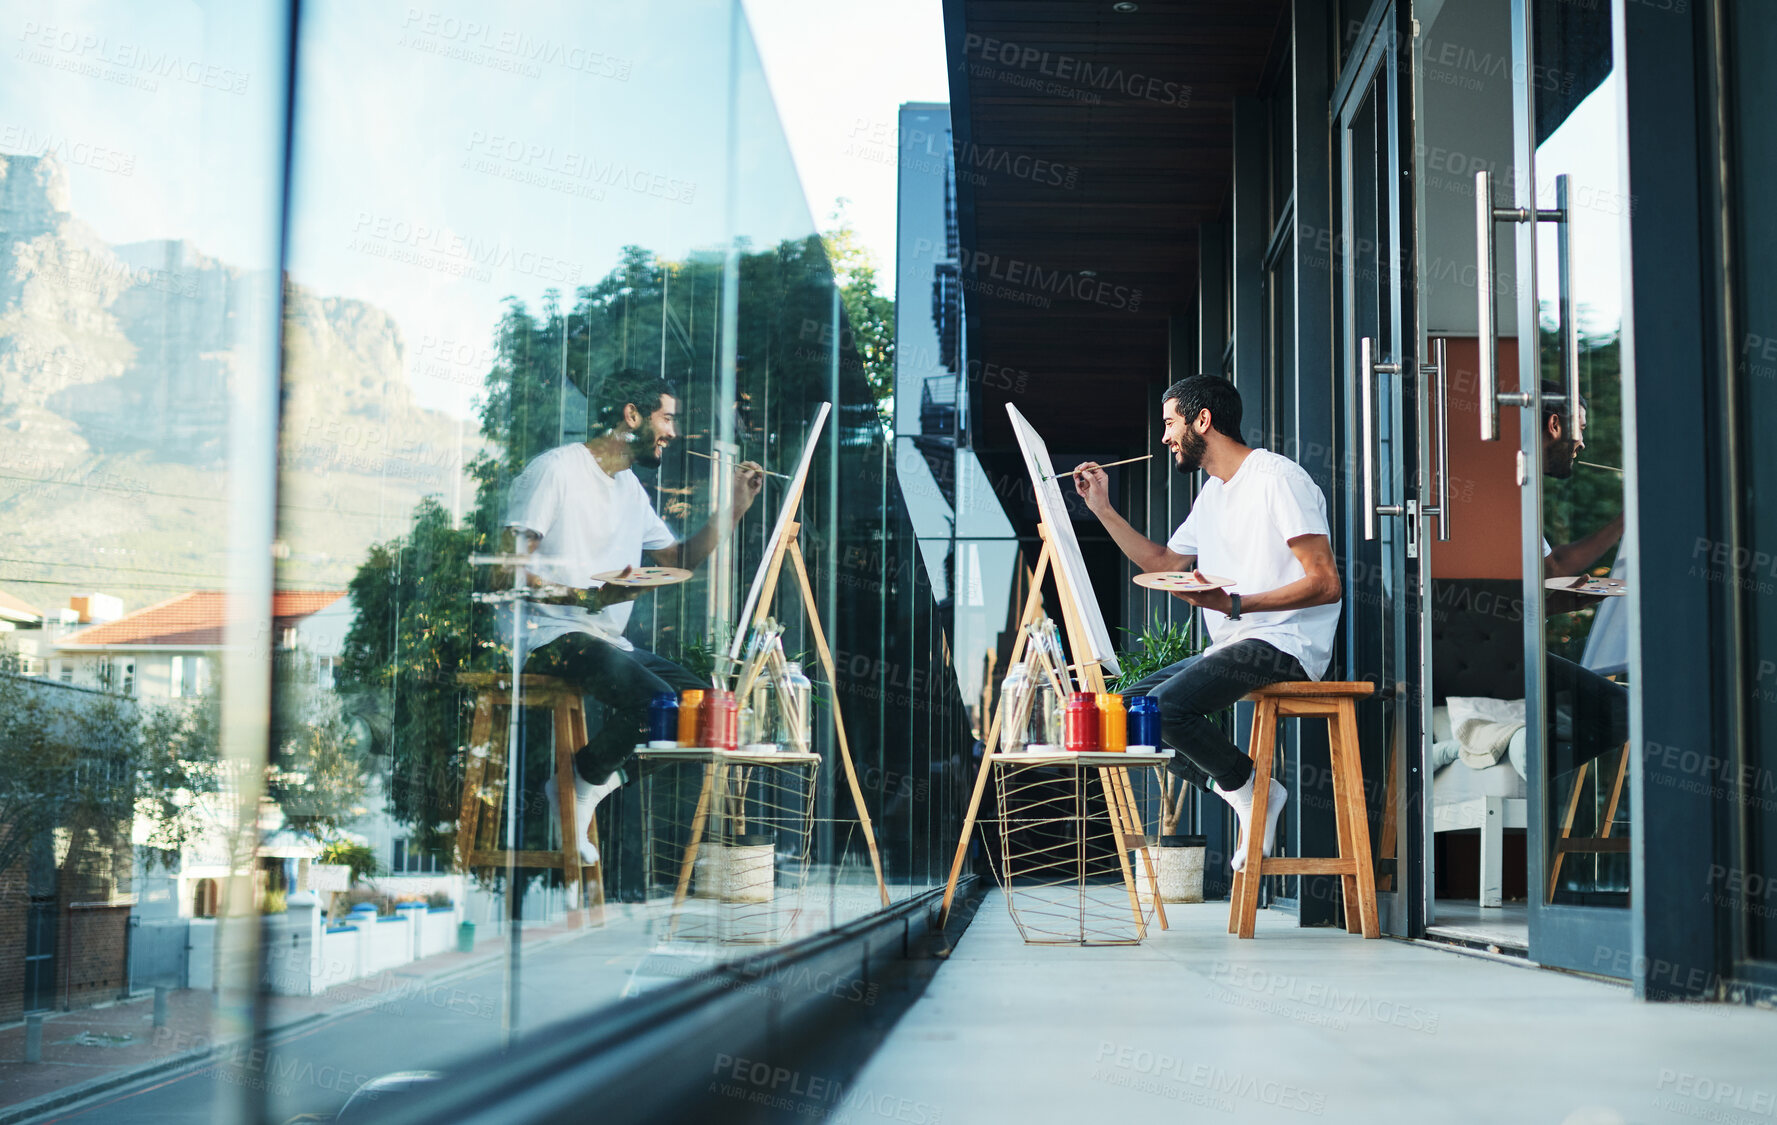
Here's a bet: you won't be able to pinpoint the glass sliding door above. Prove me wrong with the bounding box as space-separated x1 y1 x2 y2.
1414 0 1633 973
1412 0 1530 948
1335 0 1424 938
1451 0 1634 973
1519 0 1633 972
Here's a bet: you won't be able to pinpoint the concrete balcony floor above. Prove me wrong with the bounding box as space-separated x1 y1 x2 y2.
850 890 1773 1124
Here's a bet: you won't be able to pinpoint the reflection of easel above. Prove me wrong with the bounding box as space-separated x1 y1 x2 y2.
940 522 1167 931
672 518 888 908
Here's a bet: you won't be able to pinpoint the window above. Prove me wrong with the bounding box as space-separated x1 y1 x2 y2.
3 5 969 1120
391 838 442 875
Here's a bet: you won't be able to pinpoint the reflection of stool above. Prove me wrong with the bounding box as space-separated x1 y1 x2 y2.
1548 743 1630 900
456 673 604 916
1229 682 1378 939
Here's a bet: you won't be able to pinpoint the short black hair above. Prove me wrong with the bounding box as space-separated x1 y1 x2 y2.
1161 374 1244 440
1539 379 1587 431
594 368 678 434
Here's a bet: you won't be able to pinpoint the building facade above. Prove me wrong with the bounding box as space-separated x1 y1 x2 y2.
943 0 1775 1002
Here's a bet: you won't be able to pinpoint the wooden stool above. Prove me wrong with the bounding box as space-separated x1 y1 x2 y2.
1548 742 1630 901
1228 681 1378 939
456 673 605 918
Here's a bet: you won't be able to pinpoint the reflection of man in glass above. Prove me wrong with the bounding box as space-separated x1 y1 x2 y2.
502 369 763 862
1540 381 1629 775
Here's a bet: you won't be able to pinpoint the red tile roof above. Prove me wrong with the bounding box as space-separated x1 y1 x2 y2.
58 591 346 649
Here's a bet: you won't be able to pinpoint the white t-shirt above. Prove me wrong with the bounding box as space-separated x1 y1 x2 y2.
501 443 675 655
1165 449 1340 680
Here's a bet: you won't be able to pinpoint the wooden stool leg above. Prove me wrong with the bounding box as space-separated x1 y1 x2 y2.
1235 699 1277 939
1600 743 1629 838
569 696 605 917
552 697 583 918
1229 699 1268 934
1375 726 1401 893
478 701 512 860
1548 761 1591 901
1335 702 1380 938
457 692 495 872
1325 713 1361 933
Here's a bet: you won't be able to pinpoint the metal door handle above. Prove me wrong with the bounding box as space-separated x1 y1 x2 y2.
1475 169 1562 441
1548 174 1582 420
1418 337 1452 542
1361 336 1402 542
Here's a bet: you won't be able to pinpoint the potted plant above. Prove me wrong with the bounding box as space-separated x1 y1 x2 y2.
1112 618 1208 903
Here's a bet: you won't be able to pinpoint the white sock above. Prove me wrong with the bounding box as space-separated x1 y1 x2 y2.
1219 777 1287 873
545 773 620 866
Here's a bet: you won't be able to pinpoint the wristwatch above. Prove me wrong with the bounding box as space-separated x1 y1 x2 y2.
1226 592 1242 620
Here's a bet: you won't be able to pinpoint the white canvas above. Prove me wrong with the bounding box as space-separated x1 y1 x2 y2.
1005 403 1121 675
727 401 832 664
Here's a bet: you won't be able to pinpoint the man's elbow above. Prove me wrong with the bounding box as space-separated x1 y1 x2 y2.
1320 574 1342 606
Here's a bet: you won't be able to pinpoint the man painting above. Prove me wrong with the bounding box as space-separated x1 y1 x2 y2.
499 369 763 862
1073 375 1342 873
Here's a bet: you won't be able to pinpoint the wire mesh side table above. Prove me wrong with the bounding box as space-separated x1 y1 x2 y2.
637 746 819 945
988 749 1173 945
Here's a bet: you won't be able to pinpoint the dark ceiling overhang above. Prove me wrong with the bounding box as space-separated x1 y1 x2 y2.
942 0 1286 474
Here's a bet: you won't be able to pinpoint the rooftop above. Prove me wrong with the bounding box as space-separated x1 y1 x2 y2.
57 590 346 650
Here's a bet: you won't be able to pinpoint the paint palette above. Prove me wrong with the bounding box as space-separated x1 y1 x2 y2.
590 566 692 588
1544 575 1628 597
1134 571 1235 593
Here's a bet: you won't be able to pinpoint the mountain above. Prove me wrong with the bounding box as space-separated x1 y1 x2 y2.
0 153 473 613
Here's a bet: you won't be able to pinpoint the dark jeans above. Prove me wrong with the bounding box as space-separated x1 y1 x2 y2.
1123 639 1310 793
1547 653 1630 775
526 632 706 784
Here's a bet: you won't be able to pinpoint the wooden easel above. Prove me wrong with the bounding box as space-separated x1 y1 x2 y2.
670 518 890 909
939 522 1168 932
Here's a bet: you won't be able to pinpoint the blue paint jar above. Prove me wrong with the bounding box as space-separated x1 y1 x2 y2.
1126 695 1162 749
647 692 679 745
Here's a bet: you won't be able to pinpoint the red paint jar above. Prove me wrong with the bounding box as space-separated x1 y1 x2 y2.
1064 693 1100 752
699 690 739 751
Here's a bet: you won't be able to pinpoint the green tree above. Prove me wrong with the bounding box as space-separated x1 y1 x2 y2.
822 203 896 425
0 673 137 885
335 234 869 869
336 497 483 858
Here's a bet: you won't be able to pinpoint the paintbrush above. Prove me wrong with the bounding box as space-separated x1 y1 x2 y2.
686 448 792 480
1044 454 1153 482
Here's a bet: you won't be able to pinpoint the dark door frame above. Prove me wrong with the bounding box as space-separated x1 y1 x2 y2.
1621 0 1746 1001
1332 0 1426 940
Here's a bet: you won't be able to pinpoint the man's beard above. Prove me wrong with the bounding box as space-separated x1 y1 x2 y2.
1172 427 1207 475
629 421 666 468
1545 438 1577 480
